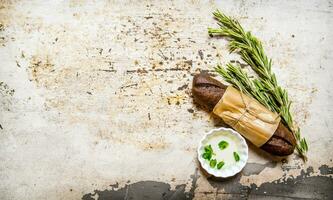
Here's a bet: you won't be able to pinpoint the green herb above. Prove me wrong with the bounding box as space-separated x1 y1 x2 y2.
217 161 225 169
233 152 240 162
218 140 229 150
208 10 308 160
210 159 217 168
202 144 214 161
202 152 212 160
204 145 214 154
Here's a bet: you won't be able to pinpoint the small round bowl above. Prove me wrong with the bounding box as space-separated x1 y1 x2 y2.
198 127 248 178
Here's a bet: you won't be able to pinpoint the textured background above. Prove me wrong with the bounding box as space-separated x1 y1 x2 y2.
0 0 332 199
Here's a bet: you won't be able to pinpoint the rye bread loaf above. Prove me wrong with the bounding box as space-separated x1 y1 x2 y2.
192 73 296 156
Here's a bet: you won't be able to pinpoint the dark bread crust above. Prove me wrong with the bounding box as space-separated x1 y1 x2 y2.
192 73 296 156
192 73 227 110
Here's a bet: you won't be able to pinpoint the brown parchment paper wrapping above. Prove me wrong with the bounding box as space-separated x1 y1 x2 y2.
213 86 281 147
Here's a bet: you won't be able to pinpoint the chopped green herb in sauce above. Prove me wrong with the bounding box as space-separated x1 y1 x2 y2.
233 152 240 162
210 159 217 168
202 145 214 161
218 140 229 150
217 161 225 169
204 145 213 154
202 152 212 160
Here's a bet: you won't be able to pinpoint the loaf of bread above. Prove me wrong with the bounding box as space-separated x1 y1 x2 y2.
192 73 296 156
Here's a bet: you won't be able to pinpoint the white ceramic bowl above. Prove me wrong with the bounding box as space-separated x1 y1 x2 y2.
198 127 248 178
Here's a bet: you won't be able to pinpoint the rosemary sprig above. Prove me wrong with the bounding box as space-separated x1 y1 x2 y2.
215 63 272 110
209 10 308 160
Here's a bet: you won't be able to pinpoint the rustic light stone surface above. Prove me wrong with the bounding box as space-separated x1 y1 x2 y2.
0 0 332 199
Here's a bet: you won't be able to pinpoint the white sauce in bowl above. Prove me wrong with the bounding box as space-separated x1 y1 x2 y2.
202 131 239 168
198 128 248 178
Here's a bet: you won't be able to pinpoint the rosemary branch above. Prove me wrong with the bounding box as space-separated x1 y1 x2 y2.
209 10 308 159
215 63 272 110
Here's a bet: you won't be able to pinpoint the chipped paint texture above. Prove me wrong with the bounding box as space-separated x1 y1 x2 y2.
0 0 332 199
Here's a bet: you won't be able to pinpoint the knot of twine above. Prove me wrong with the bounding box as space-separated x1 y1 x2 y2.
229 90 279 127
